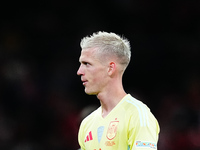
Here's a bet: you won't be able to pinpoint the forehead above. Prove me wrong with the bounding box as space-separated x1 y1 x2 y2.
79 48 97 61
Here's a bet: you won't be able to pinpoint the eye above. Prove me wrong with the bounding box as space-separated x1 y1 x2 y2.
83 61 90 66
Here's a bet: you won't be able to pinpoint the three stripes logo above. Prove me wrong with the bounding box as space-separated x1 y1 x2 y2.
85 131 93 142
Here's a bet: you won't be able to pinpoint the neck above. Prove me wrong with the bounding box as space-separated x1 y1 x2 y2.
97 87 127 118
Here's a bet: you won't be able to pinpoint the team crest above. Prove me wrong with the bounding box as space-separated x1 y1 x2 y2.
106 121 119 140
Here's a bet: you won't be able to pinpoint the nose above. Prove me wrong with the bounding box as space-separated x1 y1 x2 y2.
77 64 83 76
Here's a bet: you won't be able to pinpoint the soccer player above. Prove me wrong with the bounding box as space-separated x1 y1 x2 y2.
77 31 160 150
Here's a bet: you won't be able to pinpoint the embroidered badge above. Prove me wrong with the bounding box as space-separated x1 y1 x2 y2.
106 121 119 140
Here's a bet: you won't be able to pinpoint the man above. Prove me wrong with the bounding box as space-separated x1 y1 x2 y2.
77 31 160 150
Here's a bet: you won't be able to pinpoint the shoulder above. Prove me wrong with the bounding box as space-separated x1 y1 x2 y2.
122 94 150 114
123 94 158 127
80 107 100 127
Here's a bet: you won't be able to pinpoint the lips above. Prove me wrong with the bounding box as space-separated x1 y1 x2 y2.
83 81 87 86
81 79 88 86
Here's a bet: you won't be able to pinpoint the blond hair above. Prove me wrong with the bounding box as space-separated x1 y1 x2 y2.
80 31 131 69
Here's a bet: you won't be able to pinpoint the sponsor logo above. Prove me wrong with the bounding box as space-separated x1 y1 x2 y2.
135 141 157 149
85 131 93 142
106 121 119 140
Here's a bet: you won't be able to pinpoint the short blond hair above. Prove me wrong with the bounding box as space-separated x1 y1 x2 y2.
80 31 131 69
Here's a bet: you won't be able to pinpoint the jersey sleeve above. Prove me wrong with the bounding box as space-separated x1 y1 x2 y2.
128 109 160 150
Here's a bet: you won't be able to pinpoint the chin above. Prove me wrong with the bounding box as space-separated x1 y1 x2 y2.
85 89 97 95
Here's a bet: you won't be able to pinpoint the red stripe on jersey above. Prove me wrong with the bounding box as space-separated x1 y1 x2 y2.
89 131 93 140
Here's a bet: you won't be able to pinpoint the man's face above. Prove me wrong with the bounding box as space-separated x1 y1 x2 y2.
77 48 108 95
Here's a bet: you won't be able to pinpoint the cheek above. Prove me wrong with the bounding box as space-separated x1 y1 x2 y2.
93 69 107 83
88 65 108 83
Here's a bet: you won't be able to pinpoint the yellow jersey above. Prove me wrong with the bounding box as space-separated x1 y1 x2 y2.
78 94 160 150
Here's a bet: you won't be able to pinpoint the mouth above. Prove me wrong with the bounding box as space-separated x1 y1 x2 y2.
83 81 87 86
82 80 88 86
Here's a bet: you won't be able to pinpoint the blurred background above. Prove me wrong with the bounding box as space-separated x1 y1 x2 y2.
0 0 200 150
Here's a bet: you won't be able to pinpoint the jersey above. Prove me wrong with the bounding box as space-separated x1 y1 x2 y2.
78 94 160 150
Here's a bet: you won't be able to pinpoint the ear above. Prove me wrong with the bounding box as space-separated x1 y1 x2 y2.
108 61 116 76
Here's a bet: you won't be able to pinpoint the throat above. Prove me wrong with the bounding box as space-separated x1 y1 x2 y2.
101 104 115 118
101 110 110 118
98 92 127 118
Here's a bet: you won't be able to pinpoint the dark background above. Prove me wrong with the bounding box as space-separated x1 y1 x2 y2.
0 0 200 150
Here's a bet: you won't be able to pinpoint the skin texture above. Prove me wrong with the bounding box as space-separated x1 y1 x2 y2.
77 48 108 95
77 48 126 118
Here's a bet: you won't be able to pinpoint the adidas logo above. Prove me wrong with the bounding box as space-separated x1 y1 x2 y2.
85 131 93 142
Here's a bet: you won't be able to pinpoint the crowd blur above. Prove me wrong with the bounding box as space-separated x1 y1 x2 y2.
0 0 199 150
